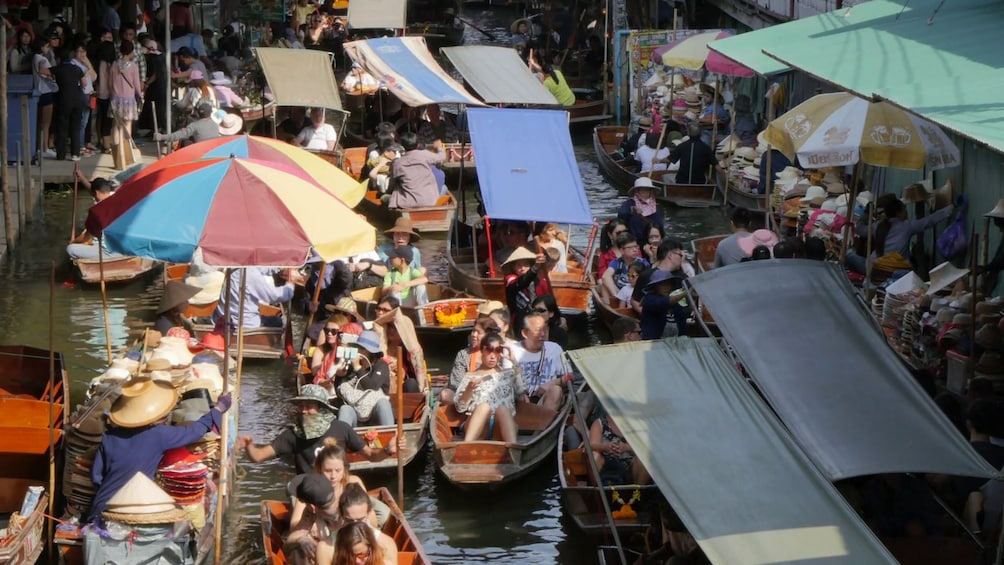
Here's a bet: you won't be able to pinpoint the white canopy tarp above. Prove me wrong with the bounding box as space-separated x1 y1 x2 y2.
569 338 897 565
254 48 343 110
347 0 406 30
442 46 559 106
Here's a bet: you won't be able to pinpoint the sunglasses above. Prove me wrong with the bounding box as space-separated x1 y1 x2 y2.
354 549 372 559
483 345 505 354
323 327 341 335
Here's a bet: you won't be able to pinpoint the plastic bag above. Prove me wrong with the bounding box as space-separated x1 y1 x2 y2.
937 196 968 260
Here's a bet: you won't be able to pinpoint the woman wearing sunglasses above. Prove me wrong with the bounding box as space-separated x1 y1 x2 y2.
454 333 526 444
311 314 363 395
330 521 385 565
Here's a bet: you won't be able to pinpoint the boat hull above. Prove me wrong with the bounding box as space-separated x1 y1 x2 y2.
72 256 158 284
347 392 431 473
191 308 290 359
359 191 458 233
720 173 768 213
591 288 637 331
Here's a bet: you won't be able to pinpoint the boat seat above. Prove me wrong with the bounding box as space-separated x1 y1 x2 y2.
398 551 420 565
516 403 558 432
562 449 591 487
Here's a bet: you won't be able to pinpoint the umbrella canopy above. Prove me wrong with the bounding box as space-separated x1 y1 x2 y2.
764 92 961 170
132 135 365 207
652 30 754 77
86 157 376 267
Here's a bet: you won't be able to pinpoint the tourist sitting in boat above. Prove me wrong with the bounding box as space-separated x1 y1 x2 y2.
365 139 401 195
311 313 361 394
377 308 427 393
601 233 650 301
502 247 550 333
212 268 297 329
381 245 428 307
634 132 670 174
442 316 501 405
87 376 231 523
335 330 395 427
527 50 576 107
155 280 201 334
153 101 221 146
341 62 378 95
377 217 424 273
596 220 628 278
455 332 524 443
640 269 686 340
669 124 716 185
630 238 688 316
616 262 646 310
640 220 665 265
511 312 567 412
712 207 753 268
618 177 664 244
67 176 124 260
487 220 532 267
488 307 518 344
509 18 532 48
531 294 569 349
697 84 730 145
303 260 352 316
344 249 387 290
616 116 652 163
415 104 459 146
237 384 399 474
316 484 398 565
294 107 338 151
534 222 570 273
385 132 447 209
589 413 651 485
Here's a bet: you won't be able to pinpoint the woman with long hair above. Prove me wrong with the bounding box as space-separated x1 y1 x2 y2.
597 220 628 278
531 294 568 350
31 37 58 158
331 522 384 565
535 222 570 273
108 40 142 151
454 332 524 443
316 484 397 565
441 317 500 405
7 28 33 74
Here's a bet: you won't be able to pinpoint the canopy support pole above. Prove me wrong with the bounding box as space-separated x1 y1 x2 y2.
709 77 720 184
580 221 599 282
300 262 327 355
646 67 672 180
485 217 495 278
567 381 627 565
98 237 113 365
69 163 79 241
864 189 876 300
459 129 467 223
765 93 775 234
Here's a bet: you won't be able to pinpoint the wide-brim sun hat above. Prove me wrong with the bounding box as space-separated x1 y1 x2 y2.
109 377 180 428
384 217 421 239
208 71 232 85
324 296 363 322
352 329 383 355
510 18 531 34
158 281 202 314
926 261 970 295
737 229 780 256
290 383 336 412
218 113 243 136
476 300 505 317
630 176 656 194
644 269 680 290
501 247 538 269
102 473 188 524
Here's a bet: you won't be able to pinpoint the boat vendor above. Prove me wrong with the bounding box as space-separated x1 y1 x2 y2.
502 246 550 333
978 200 1004 294
294 108 338 152
170 46 207 83
386 133 447 209
155 280 201 334
341 62 378 95
87 376 232 522
697 84 730 145
212 268 300 329
510 312 567 412
67 174 124 260
237 384 400 474
154 101 220 146
618 177 664 243
669 123 716 185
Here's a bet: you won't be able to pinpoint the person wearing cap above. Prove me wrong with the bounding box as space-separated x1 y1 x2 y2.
377 218 424 272
170 46 206 81
294 107 338 151
154 101 222 145
155 280 201 334
502 246 549 333
618 177 664 243
381 245 428 307
88 377 232 522
238 384 399 474
341 62 378 95
713 207 753 268
387 131 447 209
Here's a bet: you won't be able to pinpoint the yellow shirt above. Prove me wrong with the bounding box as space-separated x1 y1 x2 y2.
543 70 576 107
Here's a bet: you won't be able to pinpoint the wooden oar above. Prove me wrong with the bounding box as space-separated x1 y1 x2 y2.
69 162 79 241
454 14 495 40
98 238 113 365
579 221 600 282
47 260 56 565
396 349 405 510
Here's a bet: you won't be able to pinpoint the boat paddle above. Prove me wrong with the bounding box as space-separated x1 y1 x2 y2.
63 164 81 288
453 15 495 41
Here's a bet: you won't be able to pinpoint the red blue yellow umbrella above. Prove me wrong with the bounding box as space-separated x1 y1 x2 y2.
86 157 375 267
133 134 365 207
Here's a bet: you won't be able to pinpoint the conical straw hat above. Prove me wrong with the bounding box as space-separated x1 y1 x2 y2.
103 472 188 524
501 247 538 268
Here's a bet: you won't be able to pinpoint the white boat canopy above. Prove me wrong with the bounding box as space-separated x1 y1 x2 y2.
442 46 559 106
347 0 406 30
254 48 343 111
569 338 897 565
689 259 1001 481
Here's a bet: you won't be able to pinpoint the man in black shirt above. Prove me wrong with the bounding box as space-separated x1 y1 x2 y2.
670 123 716 184
51 47 85 161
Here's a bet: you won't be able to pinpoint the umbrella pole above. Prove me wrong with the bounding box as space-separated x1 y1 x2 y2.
459 134 467 222
396 348 405 510
982 216 990 285
864 193 876 300
152 101 163 157
765 95 775 233
47 260 56 565
840 163 862 264
98 238 113 365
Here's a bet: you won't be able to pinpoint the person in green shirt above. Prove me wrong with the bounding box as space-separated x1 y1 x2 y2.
381 245 429 307
528 52 576 107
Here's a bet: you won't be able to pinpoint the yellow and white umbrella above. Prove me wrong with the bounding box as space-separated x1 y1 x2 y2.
764 92 960 171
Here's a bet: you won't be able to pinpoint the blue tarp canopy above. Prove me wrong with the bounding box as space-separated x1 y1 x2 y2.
467 108 592 225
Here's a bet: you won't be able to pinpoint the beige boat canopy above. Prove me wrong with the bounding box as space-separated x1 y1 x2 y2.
442 46 559 106
254 48 343 111
347 0 406 30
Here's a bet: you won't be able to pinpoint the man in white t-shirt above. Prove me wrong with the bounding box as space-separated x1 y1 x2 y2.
294 108 338 151
510 312 567 411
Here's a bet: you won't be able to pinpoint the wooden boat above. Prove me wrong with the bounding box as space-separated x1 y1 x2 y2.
342 146 368 180
568 99 611 126
447 228 593 318
72 255 158 284
351 284 486 338
348 391 431 473
691 234 729 274
593 126 719 208
191 303 290 360
431 390 573 489
0 345 68 564
591 288 637 331
719 173 768 213
163 263 220 318
558 409 659 537
358 191 458 233
261 487 430 564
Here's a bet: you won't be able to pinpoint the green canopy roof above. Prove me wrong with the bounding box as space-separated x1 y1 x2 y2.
709 0 1004 154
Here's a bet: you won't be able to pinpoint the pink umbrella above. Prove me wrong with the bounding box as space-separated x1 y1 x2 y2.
651 30 754 77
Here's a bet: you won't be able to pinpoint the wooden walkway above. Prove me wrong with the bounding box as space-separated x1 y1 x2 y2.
26 143 160 185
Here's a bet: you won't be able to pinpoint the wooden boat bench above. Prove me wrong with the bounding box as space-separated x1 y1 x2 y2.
562 449 591 487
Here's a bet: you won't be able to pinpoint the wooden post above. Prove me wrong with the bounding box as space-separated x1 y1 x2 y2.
764 93 775 233
300 262 327 355
396 348 405 510
152 101 164 157
215 269 246 564
47 260 56 565
864 191 876 299
98 239 113 365
646 68 672 179
0 21 13 252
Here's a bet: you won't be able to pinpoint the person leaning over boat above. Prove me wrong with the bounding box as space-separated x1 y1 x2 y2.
153 101 220 146
381 245 429 307
317 484 398 565
237 384 400 474
510 312 567 412
155 280 201 334
713 207 753 268
67 174 125 260
502 247 550 333
455 332 524 443
617 177 664 250
669 123 716 185
385 132 446 209
845 193 955 276
87 377 232 522
212 268 300 329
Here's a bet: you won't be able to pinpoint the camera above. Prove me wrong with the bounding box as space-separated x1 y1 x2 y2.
336 346 359 361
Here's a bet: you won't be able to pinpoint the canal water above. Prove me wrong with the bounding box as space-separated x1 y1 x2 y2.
0 137 728 562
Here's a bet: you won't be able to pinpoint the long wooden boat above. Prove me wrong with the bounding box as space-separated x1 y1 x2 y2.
431 390 572 489
691 234 729 274
358 191 458 233
719 173 768 213
72 255 158 284
558 410 659 537
191 303 290 359
593 126 719 208
568 99 611 126
351 284 486 338
0 345 67 565
591 288 637 331
447 225 592 318
348 391 431 473
261 487 430 564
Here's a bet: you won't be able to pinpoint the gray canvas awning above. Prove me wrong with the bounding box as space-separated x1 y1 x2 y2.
569 338 897 565
690 260 1000 481
254 48 343 110
442 46 559 106
347 0 406 30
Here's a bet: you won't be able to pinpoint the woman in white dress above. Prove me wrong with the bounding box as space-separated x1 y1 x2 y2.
454 332 525 444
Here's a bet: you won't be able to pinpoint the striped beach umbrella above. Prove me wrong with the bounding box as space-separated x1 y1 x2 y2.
652 30 754 77
764 92 960 171
86 157 375 267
